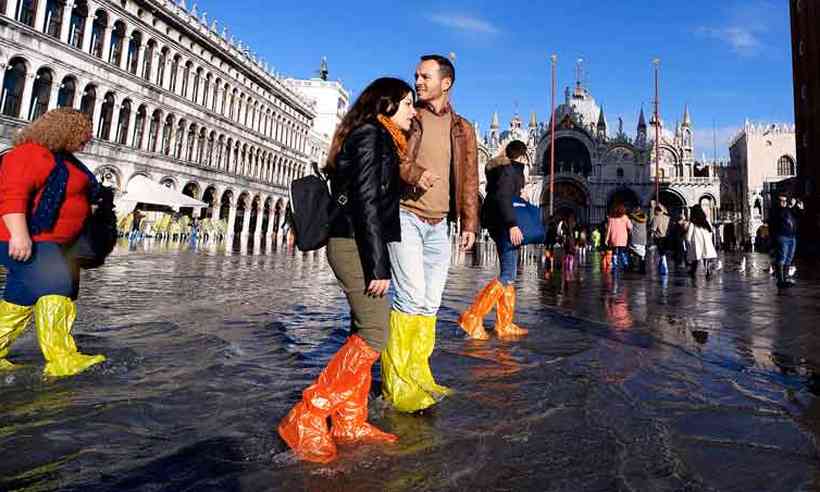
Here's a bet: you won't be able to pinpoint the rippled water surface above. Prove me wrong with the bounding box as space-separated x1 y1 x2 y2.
2 240 820 491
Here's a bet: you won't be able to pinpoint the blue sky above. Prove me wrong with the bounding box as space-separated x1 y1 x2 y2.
195 0 793 158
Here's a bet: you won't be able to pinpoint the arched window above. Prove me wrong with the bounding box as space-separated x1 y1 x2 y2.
169 55 180 92
202 73 211 107
132 105 146 149
90 10 107 58
156 47 168 87
212 79 221 112
147 110 161 152
57 76 76 108
142 40 155 81
97 92 115 140
216 136 225 169
224 138 233 170
191 67 201 102
174 119 186 159
109 21 126 66
1 58 27 118
16 0 37 27
44 0 66 38
161 114 173 155
79 84 96 120
206 131 215 166
68 0 87 49
115 99 131 144
181 61 192 97
186 124 196 161
197 128 206 165
28 67 53 120
777 155 796 176
126 31 142 75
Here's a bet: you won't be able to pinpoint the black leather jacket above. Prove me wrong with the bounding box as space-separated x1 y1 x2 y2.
329 122 401 283
481 160 525 234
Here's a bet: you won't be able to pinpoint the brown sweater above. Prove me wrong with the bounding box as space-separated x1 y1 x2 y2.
400 108 452 219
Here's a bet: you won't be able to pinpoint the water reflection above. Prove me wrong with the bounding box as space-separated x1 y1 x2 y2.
0 242 817 490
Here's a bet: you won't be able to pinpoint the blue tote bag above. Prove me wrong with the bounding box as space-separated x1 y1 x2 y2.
497 197 546 252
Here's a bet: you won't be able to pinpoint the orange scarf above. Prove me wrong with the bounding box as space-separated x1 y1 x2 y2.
377 115 408 159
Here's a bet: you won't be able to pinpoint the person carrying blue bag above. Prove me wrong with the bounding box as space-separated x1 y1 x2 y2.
458 140 537 340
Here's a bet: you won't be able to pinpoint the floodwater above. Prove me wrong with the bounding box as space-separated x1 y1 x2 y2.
1 239 819 491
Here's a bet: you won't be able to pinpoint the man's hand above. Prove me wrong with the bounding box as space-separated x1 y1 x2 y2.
460 231 475 250
415 170 440 192
366 279 390 297
509 226 523 247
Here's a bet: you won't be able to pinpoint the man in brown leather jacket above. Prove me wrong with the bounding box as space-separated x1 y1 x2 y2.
381 54 480 413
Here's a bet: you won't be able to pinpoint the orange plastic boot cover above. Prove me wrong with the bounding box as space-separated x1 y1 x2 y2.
458 279 504 340
495 284 528 338
330 336 398 443
277 335 374 463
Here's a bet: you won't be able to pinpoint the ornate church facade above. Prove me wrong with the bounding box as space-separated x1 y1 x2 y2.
476 81 722 227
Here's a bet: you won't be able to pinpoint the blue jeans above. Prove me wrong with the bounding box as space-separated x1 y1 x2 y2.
387 209 451 316
775 236 796 266
0 242 78 306
492 232 518 285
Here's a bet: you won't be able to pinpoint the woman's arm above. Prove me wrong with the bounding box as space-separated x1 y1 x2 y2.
2 214 31 261
345 125 389 287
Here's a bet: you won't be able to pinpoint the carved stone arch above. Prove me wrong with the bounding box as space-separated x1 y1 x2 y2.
94 165 124 191
159 176 177 189
126 171 153 189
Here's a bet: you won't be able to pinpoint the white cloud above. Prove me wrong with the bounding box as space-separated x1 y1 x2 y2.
696 26 762 55
695 1 777 56
428 13 499 34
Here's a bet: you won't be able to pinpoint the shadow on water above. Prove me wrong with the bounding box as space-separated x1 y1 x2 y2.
1 239 819 491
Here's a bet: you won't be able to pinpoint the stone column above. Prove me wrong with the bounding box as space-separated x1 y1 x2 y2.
81 13 94 53
226 200 237 240
166 123 177 157
33 0 47 32
126 107 137 147
266 201 277 240
59 1 73 42
4 0 17 18
118 29 132 71
135 44 146 78
240 202 251 237
110 103 122 142
19 73 36 121
91 95 104 137
149 53 160 84
101 24 113 64
254 203 264 238
46 84 60 110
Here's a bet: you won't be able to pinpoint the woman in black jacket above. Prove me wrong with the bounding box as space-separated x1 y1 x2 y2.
458 140 529 340
278 78 415 463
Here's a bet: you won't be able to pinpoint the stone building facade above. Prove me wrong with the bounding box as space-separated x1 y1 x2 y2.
478 80 722 228
727 122 797 247
0 0 319 243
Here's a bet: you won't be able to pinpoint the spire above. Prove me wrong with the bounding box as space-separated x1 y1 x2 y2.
319 57 329 81
491 111 499 129
529 111 537 128
597 106 606 129
682 104 691 127
637 106 647 129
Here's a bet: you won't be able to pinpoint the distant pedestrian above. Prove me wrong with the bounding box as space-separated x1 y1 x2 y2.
685 205 718 278
768 191 804 288
628 208 648 273
605 202 632 272
651 205 670 274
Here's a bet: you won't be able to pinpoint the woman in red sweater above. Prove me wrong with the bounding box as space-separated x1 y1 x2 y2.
0 108 106 377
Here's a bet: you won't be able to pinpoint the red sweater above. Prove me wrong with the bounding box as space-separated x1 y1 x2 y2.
0 143 91 244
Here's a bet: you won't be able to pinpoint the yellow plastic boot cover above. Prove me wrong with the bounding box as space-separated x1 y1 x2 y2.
381 311 451 413
34 295 106 378
0 300 33 370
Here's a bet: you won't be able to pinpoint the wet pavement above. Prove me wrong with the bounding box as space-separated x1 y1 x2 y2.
1 239 820 491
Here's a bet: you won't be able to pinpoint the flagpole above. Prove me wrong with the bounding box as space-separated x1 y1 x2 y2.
549 54 557 217
653 58 661 206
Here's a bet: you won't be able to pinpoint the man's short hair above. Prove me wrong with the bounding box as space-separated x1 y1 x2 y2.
420 54 455 85
505 140 528 161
